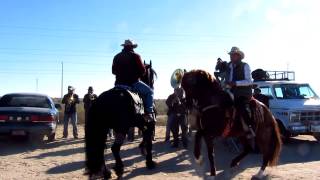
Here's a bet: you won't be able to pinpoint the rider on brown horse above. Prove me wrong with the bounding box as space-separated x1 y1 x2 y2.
225 46 255 148
112 39 156 122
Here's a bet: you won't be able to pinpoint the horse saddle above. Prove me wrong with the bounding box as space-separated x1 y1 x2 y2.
112 87 144 115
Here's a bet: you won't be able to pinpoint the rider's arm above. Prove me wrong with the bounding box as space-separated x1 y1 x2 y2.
134 54 146 77
235 63 253 87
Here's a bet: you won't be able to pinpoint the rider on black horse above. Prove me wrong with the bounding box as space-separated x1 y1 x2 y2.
112 39 156 122
225 46 255 148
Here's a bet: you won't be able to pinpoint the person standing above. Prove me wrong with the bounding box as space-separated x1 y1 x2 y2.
166 87 188 148
83 86 98 124
253 87 269 107
62 86 80 139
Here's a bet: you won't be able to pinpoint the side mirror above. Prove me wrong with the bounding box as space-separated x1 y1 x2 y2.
55 104 62 110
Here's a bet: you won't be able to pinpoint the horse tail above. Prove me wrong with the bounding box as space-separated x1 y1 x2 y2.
266 107 282 166
85 93 109 174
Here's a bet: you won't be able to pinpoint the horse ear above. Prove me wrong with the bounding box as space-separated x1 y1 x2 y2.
150 60 152 67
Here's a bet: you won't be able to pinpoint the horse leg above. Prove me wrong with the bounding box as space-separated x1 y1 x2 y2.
194 130 203 165
111 132 125 177
230 143 251 168
204 135 216 176
251 156 268 180
143 121 156 169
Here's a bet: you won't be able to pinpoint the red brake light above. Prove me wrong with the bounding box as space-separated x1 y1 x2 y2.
0 115 9 122
31 115 55 122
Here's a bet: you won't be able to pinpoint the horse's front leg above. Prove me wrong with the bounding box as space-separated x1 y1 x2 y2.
142 121 156 169
230 141 251 167
204 135 216 176
194 130 203 165
111 132 125 177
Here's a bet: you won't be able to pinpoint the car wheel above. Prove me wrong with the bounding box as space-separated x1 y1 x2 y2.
48 133 56 142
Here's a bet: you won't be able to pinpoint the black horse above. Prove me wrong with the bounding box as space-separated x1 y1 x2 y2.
85 62 157 179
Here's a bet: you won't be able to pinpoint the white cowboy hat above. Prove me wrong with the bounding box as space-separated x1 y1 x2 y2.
228 46 245 59
121 39 138 48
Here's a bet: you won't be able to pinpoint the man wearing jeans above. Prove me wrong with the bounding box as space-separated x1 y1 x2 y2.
62 86 80 139
112 39 155 121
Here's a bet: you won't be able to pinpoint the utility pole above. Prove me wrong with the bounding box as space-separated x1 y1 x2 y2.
61 61 64 98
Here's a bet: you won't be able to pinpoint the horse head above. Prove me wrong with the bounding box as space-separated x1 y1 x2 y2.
181 70 221 108
141 60 157 89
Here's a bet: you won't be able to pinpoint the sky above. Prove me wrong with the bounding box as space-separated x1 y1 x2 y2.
0 0 320 99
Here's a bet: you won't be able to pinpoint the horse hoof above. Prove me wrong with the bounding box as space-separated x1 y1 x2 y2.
230 160 240 168
146 160 156 169
103 168 112 179
251 175 262 180
195 155 203 166
112 165 124 177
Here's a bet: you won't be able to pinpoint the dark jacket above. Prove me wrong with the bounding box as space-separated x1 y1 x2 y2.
62 93 80 114
226 61 252 99
166 94 187 115
112 49 146 85
83 93 98 110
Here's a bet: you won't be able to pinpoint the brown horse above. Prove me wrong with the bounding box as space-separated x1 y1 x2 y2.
181 70 282 179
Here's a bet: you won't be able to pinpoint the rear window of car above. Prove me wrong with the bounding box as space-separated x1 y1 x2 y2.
0 95 51 108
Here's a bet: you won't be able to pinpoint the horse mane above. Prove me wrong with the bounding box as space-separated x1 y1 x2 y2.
181 69 221 94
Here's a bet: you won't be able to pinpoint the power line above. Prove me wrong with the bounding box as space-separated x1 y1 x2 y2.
0 24 247 38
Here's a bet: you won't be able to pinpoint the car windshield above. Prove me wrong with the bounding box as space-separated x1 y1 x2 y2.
274 84 318 99
0 95 51 108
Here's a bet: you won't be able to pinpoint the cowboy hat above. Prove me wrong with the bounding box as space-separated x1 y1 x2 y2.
121 39 138 48
68 86 75 91
228 46 245 59
88 86 93 91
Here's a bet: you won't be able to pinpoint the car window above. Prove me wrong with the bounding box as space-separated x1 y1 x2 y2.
274 84 317 99
0 95 51 108
275 87 284 99
260 86 273 98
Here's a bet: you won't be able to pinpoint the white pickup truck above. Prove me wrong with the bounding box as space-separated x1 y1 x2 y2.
253 71 320 141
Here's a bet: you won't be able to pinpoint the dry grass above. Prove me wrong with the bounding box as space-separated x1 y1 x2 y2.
53 98 168 125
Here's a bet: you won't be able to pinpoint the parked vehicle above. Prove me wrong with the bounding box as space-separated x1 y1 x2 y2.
0 93 61 142
254 71 320 141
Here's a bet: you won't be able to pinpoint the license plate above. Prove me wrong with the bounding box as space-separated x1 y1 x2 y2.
11 130 26 136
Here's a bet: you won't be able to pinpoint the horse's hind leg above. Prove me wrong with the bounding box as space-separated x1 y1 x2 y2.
194 131 203 164
204 135 216 176
230 143 251 168
111 132 125 177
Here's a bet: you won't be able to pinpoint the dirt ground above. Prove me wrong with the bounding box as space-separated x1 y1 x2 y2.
1 125 320 180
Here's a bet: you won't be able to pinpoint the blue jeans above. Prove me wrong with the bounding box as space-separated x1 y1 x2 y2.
63 112 78 137
132 81 154 113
